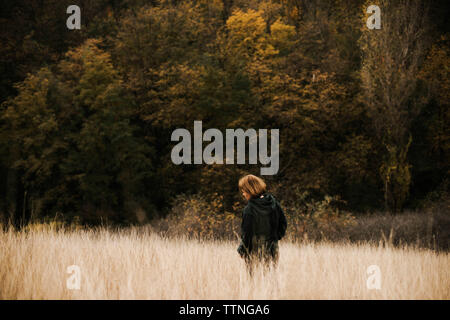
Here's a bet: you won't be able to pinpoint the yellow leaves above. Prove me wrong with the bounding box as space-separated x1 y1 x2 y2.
269 18 297 53
226 9 266 37
224 8 281 63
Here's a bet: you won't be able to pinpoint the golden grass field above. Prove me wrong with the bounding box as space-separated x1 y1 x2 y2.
0 225 449 299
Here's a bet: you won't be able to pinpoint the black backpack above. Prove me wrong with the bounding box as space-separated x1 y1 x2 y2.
251 199 287 241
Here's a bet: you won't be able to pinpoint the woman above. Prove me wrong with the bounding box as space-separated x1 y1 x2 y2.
237 174 287 274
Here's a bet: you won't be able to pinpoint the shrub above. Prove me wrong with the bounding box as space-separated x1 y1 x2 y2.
281 189 357 242
151 193 241 240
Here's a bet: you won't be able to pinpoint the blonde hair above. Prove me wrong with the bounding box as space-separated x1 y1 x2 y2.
238 174 267 198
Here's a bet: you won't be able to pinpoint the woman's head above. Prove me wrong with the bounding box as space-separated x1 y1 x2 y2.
238 174 267 201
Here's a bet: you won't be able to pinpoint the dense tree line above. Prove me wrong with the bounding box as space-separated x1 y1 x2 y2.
0 0 448 226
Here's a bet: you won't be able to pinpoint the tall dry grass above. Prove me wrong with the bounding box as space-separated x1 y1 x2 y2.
0 225 449 299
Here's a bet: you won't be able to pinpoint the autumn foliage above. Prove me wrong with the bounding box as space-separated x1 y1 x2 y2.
0 0 448 228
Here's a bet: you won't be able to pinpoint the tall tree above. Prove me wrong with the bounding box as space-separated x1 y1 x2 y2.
359 0 431 212
2 39 154 224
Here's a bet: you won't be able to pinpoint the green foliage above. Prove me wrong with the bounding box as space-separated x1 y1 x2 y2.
2 40 154 224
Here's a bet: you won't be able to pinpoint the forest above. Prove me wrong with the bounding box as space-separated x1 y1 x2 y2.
0 0 449 230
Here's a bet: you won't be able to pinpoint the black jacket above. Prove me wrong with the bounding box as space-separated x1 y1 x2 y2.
239 192 287 255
